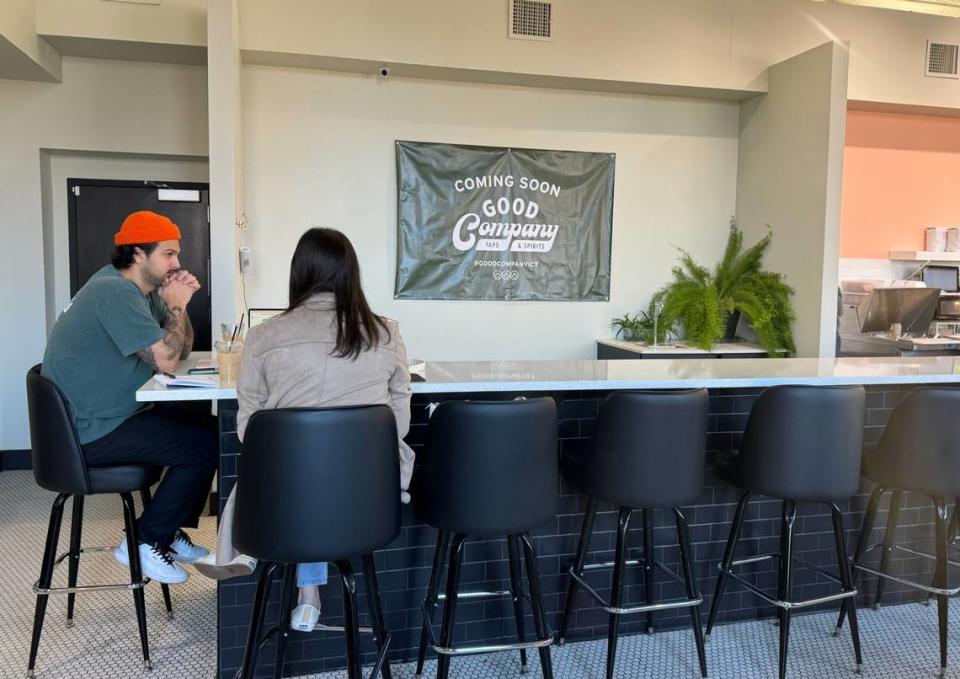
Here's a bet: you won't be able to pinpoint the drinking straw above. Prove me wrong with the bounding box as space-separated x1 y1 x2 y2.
229 313 243 343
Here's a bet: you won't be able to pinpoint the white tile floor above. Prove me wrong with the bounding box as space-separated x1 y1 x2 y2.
1 470 958 679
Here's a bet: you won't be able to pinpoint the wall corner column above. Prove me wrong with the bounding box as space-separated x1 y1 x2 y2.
207 0 243 330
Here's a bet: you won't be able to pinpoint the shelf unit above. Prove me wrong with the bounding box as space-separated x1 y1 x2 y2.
889 251 960 262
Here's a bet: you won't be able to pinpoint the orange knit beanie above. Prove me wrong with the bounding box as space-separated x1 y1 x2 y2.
114 211 182 246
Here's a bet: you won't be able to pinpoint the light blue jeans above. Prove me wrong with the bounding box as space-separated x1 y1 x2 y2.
296 561 328 587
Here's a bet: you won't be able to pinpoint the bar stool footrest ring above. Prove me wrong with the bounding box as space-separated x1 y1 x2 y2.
419 599 553 657
569 560 703 616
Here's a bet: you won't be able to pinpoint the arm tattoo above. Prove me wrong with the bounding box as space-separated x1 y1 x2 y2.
180 310 194 359
137 346 159 372
161 305 187 361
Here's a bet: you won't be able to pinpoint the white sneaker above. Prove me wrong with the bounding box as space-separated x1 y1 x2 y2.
290 603 321 633
192 553 258 581
169 530 210 563
114 540 189 585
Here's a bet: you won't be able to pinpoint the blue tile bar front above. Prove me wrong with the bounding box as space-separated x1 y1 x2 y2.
214 383 950 678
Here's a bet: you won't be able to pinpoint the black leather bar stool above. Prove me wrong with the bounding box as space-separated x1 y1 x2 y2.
706 385 866 679
25 365 173 677
835 387 960 678
234 406 400 679
556 389 709 679
414 398 557 679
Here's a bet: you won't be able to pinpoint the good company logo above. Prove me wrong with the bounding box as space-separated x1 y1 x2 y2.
492 270 521 281
452 197 559 253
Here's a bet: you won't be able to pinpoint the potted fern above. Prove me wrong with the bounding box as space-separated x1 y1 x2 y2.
654 219 796 356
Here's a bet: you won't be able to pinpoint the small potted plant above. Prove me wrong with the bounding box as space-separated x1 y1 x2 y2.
612 304 679 344
611 312 644 341
654 219 796 356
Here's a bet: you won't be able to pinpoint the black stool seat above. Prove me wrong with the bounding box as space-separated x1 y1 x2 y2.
87 465 162 494
706 384 866 679
558 389 709 679
234 406 400 679
25 365 173 678
838 387 960 678
414 398 558 679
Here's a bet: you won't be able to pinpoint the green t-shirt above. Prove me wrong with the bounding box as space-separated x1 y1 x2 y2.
42 265 167 444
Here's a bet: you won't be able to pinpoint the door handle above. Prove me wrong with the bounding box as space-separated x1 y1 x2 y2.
206 257 211 298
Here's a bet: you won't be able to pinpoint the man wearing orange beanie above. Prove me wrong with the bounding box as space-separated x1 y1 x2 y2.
42 210 217 585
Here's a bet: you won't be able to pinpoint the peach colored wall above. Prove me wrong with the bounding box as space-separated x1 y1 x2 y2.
840 110 960 259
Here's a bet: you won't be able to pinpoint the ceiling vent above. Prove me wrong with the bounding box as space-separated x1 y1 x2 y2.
508 0 553 41
925 40 959 78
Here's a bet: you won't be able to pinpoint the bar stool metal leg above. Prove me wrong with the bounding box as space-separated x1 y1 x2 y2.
66 495 84 627
436 534 466 679
934 499 950 678
506 534 529 672
416 530 450 678
362 553 394 679
643 508 656 636
120 492 151 670
926 497 960 608
830 504 863 673
238 562 277 679
777 501 797 679
606 507 632 679
836 486 883 634
675 508 708 678
337 559 363 679
874 490 902 610
705 493 750 639
558 498 598 644
274 564 297 679
141 487 173 619
26 493 68 678
519 533 554 679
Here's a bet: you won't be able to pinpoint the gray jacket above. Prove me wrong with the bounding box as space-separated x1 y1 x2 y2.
236 292 414 490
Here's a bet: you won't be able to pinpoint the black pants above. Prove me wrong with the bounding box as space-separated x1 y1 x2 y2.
83 403 219 548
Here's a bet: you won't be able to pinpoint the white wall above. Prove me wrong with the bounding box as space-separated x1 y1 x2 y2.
237 0 960 109
0 0 60 81
241 65 739 361
735 42 850 357
40 152 209 329
37 0 206 46
29 0 960 109
0 57 208 450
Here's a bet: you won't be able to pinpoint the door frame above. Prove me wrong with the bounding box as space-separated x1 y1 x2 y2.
67 178 211 296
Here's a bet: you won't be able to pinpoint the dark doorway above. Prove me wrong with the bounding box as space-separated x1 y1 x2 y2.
68 179 212 350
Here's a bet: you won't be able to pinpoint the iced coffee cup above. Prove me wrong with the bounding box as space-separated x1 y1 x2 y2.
216 340 244 385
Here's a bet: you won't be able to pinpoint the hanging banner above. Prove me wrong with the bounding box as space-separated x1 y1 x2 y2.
395 141 615 301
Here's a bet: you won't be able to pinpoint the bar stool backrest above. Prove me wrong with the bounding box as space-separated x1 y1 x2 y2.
740 384 865 502
26 364 91 495
417 398 558 536
878 387 960 497
234 405 401 563
587 389 708 509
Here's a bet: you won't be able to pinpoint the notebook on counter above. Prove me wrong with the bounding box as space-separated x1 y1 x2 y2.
153 373 219 389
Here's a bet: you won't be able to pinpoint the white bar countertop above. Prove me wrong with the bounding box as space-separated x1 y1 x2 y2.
597 339 770 355
136 352 960 402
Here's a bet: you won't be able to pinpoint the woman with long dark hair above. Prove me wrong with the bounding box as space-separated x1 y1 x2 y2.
196 227 413 632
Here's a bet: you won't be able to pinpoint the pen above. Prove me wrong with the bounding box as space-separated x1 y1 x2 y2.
162 372 177 379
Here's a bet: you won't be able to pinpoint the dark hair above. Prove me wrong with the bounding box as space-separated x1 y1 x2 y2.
287 227 390 359
111 242 158 270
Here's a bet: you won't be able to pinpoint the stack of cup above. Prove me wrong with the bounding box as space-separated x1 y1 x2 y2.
926 227 947 252
947 227 960 252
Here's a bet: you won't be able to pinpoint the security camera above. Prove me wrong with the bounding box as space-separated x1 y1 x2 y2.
378 66 391 78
